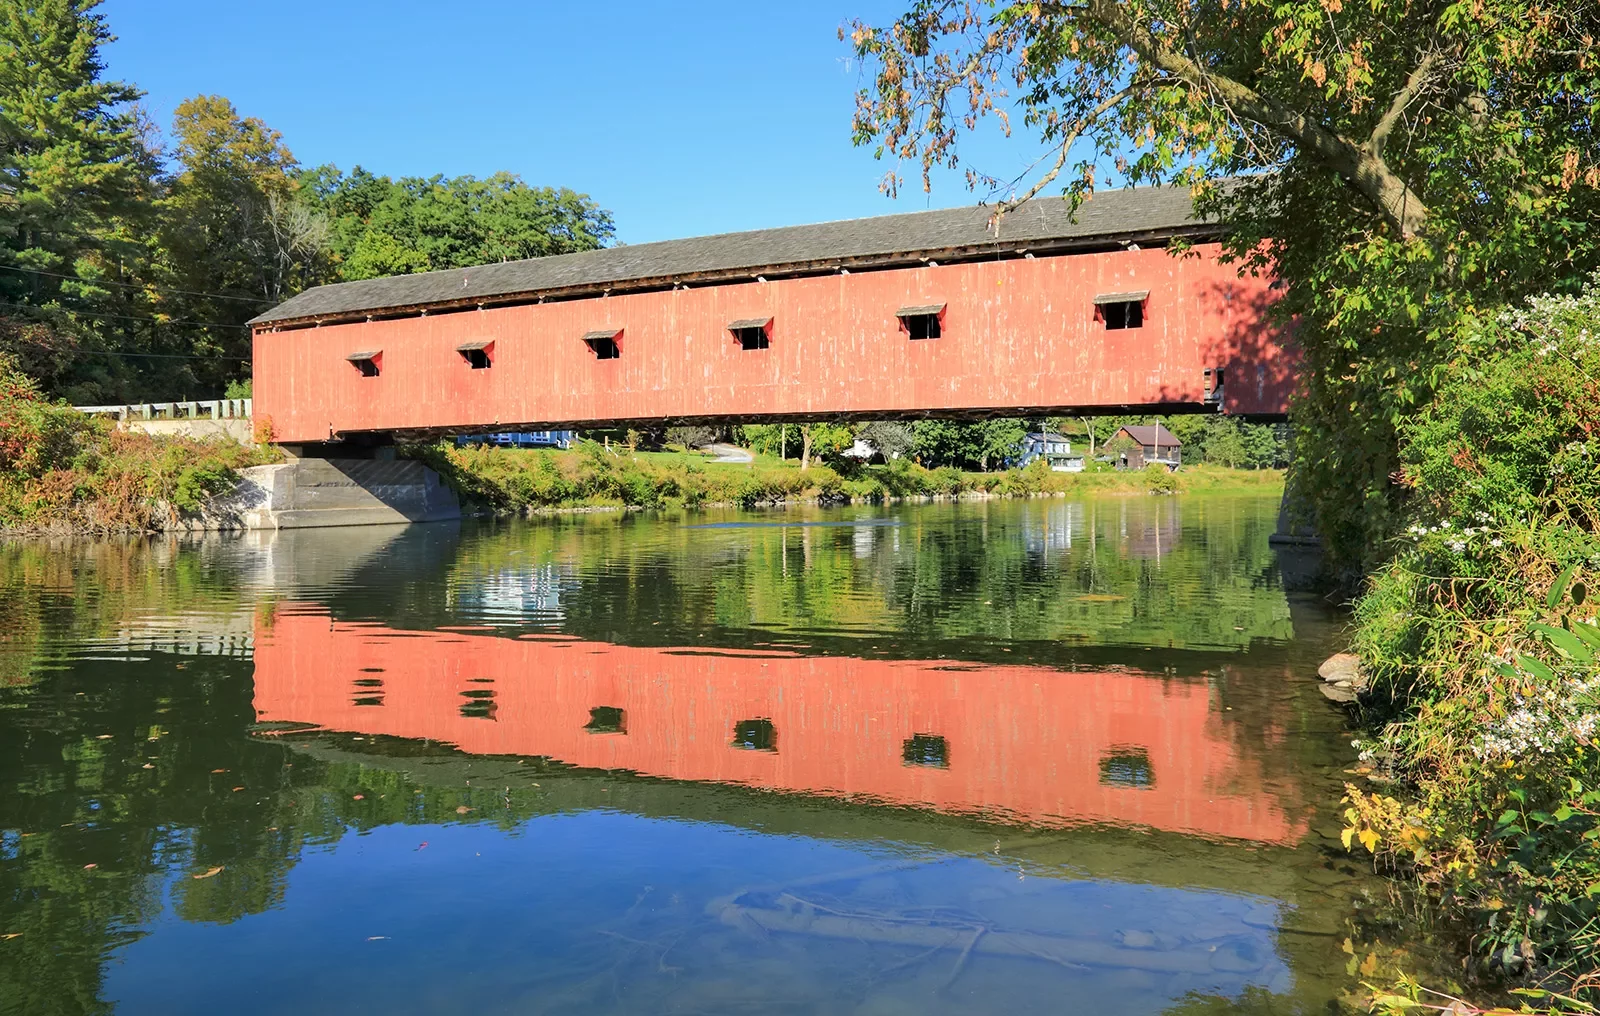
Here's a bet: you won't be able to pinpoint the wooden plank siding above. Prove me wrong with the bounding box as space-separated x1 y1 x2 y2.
252 243 1293 444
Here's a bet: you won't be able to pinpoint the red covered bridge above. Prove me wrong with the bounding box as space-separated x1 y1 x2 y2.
253 608 1305 844
250 186 1294 448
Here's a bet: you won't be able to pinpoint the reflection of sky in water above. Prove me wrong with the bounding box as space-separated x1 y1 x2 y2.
105 813 1289 1016
449 562 576 623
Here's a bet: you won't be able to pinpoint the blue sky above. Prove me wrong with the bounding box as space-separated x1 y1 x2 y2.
102 1 1058 245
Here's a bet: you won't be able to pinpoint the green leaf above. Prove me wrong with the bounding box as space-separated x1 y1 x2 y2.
1548 564 1578 611
1530 622 1595 662
1571 621 1600 650
1516 656 1556 681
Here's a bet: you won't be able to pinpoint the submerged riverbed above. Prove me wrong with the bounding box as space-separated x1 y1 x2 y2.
1 495 1408 1014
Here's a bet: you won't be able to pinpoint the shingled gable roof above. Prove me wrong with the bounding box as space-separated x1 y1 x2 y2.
1119 424 1182 448
251 184 1213 327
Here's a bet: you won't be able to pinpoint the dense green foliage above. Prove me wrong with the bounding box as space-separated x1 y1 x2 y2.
1340 281 1600 1009
847 0 1599 579
0 0 611 404
850 0 1599 1004
413 437 1278 516
295 165 613 281
740 416 1284 470
0 355 270 531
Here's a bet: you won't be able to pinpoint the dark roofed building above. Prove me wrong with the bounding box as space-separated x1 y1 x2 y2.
252 186 1215 327
1112 424 1183 470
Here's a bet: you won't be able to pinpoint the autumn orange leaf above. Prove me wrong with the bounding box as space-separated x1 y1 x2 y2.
193 866 224 880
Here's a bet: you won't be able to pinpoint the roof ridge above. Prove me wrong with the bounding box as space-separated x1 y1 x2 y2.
253 184 1210 326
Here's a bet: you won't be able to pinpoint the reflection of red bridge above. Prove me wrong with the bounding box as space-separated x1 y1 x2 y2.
252 609 1304 844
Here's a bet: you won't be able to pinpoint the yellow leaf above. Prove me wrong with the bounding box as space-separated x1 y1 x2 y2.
1358 829 1381 852
1341 827 1355 849
1360 951 1378 975
192 866 224 880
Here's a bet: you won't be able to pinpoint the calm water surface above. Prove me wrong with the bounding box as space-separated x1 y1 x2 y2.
1 495 1395 1014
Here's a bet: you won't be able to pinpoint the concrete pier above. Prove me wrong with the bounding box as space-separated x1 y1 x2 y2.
236 458 460 530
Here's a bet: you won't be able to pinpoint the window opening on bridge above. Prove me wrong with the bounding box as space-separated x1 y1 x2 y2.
346 350 381 377
583 329 622 360
1098 745 1154 789
459 687 497 721
731 717 777 751
1094 291 1149 330
728 318 771 351
456 340 492 369
896 304 945 340
902 733 950 768
585 706 626 734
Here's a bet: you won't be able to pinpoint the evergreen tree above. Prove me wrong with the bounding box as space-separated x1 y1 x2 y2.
0 0 157 402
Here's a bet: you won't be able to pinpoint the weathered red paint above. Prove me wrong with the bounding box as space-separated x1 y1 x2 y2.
252 609 1305 844
253 243 1293 444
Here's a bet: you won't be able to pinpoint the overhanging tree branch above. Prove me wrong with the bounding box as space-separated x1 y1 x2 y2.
1369 49 1444 158
996 83 1140 216
1080 0 1432 237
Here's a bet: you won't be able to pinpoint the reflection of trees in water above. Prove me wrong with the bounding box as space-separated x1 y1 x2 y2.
0 498 1339 1013
419 497 1294 654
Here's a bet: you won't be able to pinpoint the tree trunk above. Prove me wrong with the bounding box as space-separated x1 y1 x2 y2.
801 425 812 471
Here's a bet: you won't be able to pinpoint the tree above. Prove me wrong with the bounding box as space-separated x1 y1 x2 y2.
976 418 1026 471
798 422 854 470
856 420 913 460
666 425 721 449
1202 418 1247 468
847 0 1600 573
298 166 615 281
154 95 330 395
0 0 158 402
1240 423 1283 469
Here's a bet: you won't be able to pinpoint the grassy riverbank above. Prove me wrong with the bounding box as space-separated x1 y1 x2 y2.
0 357 275 535
1338 282 1600 1012
409 439 1282 514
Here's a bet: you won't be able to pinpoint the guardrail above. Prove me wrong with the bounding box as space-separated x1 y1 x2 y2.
74 399 252 420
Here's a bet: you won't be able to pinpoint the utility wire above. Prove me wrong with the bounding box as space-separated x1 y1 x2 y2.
43 347 251 363
0 264 270 304
0 300 251 331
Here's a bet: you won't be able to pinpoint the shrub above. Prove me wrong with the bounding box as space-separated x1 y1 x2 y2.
1343 276 1600 1007
0 355 274 532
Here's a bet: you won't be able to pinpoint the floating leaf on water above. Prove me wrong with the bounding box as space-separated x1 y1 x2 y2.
0 933 19 940
352 794 364 801
193 866 224 880
210 769 228 774
83 864 96 870
455 805 472 815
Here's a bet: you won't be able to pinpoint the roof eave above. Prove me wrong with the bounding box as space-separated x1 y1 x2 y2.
250 222 1222 331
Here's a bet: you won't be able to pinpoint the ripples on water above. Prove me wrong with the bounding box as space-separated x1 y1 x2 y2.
0 495 1391 1015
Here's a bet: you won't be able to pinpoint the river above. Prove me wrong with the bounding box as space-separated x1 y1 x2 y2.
0 494 1394 1015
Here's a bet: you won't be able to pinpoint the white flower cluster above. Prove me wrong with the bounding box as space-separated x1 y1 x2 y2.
1474 671 1600 760
1498 271 1600 348
1405 512 1503 554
